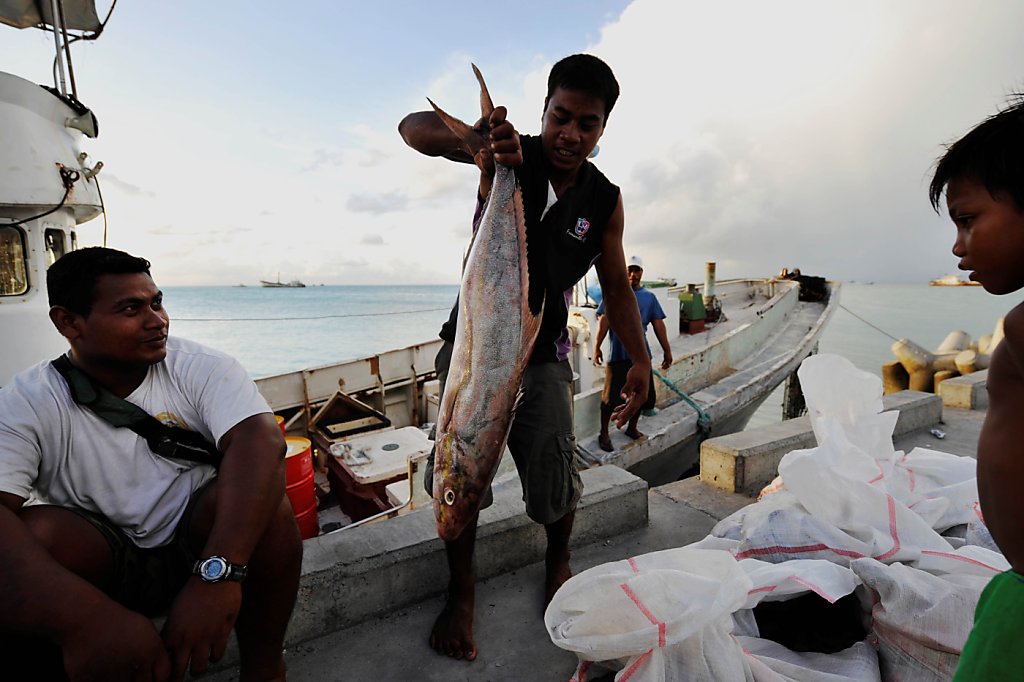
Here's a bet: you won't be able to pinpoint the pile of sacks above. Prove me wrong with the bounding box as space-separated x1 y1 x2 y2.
546 354 1006 682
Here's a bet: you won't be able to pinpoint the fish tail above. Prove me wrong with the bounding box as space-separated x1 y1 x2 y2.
426 97 486 160
471 63 495 121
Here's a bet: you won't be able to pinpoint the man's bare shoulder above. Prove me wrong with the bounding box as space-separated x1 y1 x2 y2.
988 303 1024 401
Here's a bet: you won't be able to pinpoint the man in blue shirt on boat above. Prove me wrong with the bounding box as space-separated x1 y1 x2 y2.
594 255 673 452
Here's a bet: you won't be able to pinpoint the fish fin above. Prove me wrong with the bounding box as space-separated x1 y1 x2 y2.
427 97 486 160
471 63 495 121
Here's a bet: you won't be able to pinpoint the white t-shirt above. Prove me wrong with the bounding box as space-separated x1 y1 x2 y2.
0 337 272 548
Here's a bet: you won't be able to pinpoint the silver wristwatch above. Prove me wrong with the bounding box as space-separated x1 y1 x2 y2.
193 555 248 583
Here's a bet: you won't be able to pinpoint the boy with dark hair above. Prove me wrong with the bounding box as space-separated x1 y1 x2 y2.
399 54 649 661
0 247 302 682
928 99 1024 681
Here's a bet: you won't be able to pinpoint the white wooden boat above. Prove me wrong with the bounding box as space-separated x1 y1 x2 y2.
252 274 838 530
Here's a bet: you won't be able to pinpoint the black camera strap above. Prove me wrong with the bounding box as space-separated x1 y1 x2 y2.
51 354 222 469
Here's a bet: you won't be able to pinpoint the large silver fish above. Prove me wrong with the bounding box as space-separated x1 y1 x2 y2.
430 65 543 541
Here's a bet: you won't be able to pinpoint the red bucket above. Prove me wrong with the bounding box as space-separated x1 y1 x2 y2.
285 436 317 530
285 437 313 483
286 471 316 513
293 499 320 540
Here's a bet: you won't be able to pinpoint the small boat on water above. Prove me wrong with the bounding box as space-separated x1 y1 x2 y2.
929 273 981 286
260 275 306 288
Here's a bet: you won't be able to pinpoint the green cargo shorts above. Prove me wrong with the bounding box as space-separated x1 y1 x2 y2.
424 341 583 526
60 480 213 617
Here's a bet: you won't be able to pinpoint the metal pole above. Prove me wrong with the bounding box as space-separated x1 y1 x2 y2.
703 262 716 302
49 0 68 95
56 0 78 99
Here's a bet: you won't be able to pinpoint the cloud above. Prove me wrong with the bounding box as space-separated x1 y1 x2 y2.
18 0 1021 287
99 172 153 197
346 191 409 214
587 0 1024 283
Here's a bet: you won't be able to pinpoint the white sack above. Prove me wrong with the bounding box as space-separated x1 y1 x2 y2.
850 557 996 681
546 548 753 682
739 638 881 682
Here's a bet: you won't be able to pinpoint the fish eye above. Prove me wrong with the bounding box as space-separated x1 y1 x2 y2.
444 489 455 505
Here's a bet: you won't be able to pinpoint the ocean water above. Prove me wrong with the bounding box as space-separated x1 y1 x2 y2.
166 284 460 378
164 282 1020 424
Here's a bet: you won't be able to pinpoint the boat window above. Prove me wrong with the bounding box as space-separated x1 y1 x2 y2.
70 231 78 251
45 229 66 267
0 225 29 296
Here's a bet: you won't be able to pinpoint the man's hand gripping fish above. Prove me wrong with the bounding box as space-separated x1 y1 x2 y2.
429 66 543 542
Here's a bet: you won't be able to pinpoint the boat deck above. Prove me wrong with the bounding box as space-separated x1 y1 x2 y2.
577 289 836 482
201 381 984 682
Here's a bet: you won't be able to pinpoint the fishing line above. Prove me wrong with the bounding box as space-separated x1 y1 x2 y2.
838 303 900 342
174 307 452 322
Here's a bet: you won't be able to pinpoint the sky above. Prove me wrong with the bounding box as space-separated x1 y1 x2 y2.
3 0 1024 287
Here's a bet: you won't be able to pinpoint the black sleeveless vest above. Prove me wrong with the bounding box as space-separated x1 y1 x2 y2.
440 134 621 363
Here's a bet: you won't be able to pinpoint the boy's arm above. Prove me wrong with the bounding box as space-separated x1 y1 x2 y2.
976 304 1024 572
160 413 287 678
594 314 609 366
0 492 171 679
595 196 651 427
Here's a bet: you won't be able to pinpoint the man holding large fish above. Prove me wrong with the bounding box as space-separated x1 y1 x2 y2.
399 54 650 662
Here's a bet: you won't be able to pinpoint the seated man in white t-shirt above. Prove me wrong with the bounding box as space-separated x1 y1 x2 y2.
0 247 302 682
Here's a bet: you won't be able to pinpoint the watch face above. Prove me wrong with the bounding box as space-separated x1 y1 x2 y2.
200 557 228 581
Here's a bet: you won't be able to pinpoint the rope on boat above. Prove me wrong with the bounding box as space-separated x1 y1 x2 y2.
174 307 452 322
652 368 711 434
838 304 900 342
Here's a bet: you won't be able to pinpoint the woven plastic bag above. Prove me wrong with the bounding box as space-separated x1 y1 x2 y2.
546 547 753 682
851 556 1003 681
547 547 878 681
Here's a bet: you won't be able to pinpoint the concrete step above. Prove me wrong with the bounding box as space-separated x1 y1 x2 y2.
288 464 648 645
938 369 988 409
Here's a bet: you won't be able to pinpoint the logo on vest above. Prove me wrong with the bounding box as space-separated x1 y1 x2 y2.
567 217 591 242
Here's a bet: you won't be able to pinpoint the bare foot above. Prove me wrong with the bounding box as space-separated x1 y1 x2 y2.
429 590 477 661
598 434 613 452
239 650 287 681
545 553 573 608
625 427 644 440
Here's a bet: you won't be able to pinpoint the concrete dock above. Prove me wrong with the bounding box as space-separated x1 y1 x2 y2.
202 375 986 682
